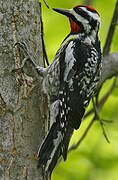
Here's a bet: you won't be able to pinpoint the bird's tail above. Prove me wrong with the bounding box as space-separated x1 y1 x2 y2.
37 119 73 180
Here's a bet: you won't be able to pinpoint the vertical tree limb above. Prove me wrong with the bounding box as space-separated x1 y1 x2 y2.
0 0 48 179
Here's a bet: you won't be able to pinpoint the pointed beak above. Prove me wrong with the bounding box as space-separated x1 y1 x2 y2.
53 8 72 18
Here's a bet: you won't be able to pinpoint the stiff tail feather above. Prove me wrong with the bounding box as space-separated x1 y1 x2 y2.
37 119 73 180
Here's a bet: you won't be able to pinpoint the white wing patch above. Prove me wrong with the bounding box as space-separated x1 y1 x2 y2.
64 41 75 87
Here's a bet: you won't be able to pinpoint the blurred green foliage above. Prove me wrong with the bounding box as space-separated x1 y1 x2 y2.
41 0 118 179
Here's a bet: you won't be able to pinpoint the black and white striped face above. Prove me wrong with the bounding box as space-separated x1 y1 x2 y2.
73 5 100 33
53 5 100 34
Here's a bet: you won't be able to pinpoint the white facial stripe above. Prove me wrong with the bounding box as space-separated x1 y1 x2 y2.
70 7 100 34
80 7 100 23
71 8 91 33
71 8 89 24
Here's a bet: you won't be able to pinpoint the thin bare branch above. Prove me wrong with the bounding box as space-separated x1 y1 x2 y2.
103 0 118 56
39 3 50 67
43 0 49 9
41 19 50 66
68 118 95 153
92 98 110 143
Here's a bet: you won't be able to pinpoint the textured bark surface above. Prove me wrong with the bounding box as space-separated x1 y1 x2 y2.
98 51 118 89
0 0 47 179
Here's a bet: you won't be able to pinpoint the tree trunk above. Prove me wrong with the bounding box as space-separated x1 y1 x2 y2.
0 0 47 179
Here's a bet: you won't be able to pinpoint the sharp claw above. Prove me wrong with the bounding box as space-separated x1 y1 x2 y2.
15 42 29 57
14 42 45 76
13 42 32 71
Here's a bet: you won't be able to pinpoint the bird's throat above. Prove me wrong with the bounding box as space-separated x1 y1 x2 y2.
69 18 82 33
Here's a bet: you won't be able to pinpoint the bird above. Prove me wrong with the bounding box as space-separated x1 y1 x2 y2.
17 4 102 180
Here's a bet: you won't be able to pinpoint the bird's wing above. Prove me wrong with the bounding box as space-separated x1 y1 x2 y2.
59 38 100 130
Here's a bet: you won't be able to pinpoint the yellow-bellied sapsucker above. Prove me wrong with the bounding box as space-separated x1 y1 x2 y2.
37 5 102 180
17 4 102 180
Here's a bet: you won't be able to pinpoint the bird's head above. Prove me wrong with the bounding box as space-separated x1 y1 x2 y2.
53 5 100 35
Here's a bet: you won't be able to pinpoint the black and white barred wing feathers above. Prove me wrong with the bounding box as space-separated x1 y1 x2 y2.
59 38 101 130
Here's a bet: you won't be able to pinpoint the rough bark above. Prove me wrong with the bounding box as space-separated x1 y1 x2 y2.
0 0 48 179
98 51 118 89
